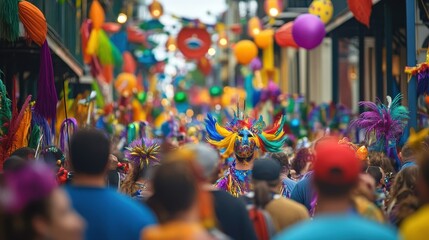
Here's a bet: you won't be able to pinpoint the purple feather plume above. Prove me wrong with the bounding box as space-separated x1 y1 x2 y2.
1 162 57 213
125 138 161 167
35 41 57 120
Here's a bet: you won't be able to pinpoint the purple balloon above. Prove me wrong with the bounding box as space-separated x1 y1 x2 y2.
249 57 262 71
292 14 326 50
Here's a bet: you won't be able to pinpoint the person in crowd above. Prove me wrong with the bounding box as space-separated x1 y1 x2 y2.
399 145 416 170
387 166 419 227
244 158 309 233
366 166 387 209
142 159 213 240
401 151 429 239
65 129 156 240
0 162 84 240
206 113 287 197
186 143 258 240
290 148 314 181
265 151 296 198
276 139 398 240
352 173 386 223
107 154 121 190
2 155 26 172
121 138 160 201
368 151 395 175
39 146 68 184
10 147 35 161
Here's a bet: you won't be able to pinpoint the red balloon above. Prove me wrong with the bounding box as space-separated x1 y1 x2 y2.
122 51 136 74
177 27 211 59
275 22 299 48
348 0 372 27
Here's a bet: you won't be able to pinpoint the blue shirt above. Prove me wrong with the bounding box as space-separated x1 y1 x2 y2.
65 186 156 240
274 214 398 240
281 177 297 198
291 172 315 211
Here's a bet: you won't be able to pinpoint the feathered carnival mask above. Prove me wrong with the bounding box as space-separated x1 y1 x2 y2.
205 112 287 160
125 138 161 170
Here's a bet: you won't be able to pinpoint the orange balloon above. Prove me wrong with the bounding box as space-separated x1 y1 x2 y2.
254 29 274 49
275 22 299 48
115 73 137 96
234 40 258 65
89 0 105 29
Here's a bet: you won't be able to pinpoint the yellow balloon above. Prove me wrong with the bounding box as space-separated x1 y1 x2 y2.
234 40 258 65
254 29 274 49
309 0 333 24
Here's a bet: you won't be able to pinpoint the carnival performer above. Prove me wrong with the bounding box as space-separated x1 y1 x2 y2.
120 138 161 201
205 110 287 197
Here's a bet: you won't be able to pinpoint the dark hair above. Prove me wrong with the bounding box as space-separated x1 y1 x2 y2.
401 145 415 161
3 156 26 172
3 196 50 240
291 148 314 174
389 166 419 203
368 151 395 173
253 179 280 208
10 147 35 161
265 152 289 171
388 166 419 226
419 152 429 188
70 129 110 175
148 161 197 223
315 180 356 197
366 166 383 185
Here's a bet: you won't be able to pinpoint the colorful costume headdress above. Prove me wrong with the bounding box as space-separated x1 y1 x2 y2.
350 94 409 170
205 110 287 159
405 46 429 95
125 138 161 169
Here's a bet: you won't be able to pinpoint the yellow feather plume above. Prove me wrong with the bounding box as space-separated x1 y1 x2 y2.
215 123 232 137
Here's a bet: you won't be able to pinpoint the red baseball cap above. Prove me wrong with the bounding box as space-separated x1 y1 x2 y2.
313 139 361 185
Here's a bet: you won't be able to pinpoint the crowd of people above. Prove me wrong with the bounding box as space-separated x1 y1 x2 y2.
1 120 429 239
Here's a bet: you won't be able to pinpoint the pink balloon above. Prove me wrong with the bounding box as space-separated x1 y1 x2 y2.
292 14 326 50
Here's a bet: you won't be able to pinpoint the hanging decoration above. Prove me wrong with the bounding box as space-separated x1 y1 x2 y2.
18 1 47 46
102 22 121 33
275 22 299 48
148 0 163 19
177 27 211 59
405 47 429 96
123 51 137 74
0 0 19 41
166 35 177 52
248 16 262 37
254 29 274 49
348 0 372 28
197 57 212 76
89 0 105 29
309 0 334 24
234 40 258 65
264 0 283 18
292 14 325 50
218 31 228 48
115 73 137 96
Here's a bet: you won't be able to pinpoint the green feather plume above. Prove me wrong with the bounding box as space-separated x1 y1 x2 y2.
0 76 12 135
0 0 19 41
